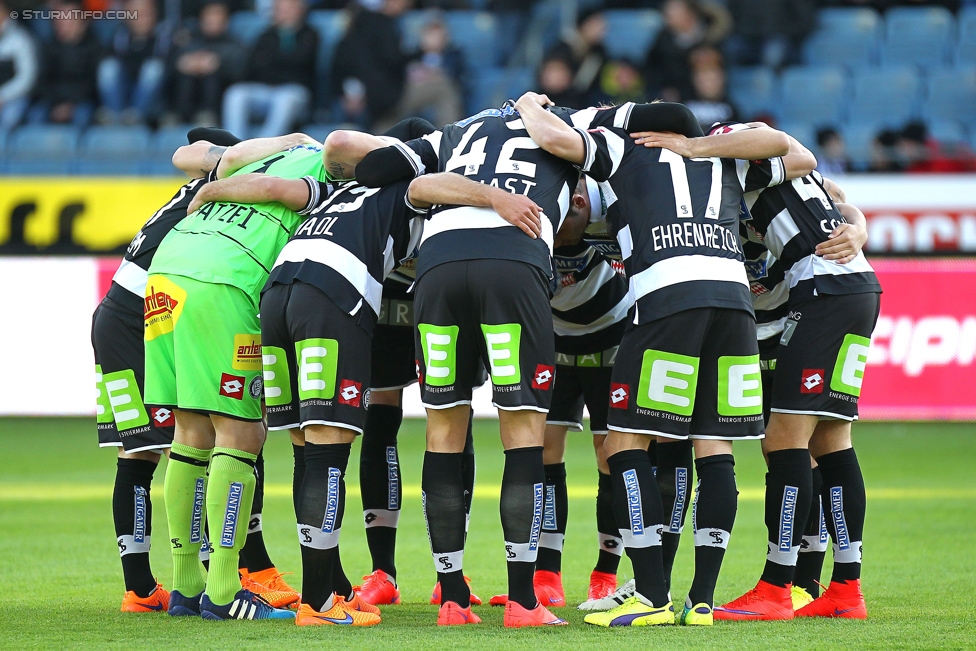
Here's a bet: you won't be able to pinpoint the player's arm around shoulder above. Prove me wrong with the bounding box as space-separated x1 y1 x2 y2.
515 91 587 165
216 133 319 178
186 174 318 214
632 123 791 161
408 172 543 239
171 141 226 178
816 178 868 263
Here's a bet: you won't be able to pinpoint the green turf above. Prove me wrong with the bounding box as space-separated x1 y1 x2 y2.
1 418 974 649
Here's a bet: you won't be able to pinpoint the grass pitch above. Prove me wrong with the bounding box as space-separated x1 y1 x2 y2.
0 418 974 649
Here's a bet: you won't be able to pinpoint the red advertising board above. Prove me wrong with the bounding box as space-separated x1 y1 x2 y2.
860 259 976 420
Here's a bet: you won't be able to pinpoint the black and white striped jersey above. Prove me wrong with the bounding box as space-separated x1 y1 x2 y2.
741 170 881 306
105 171 216 313
385 103 626 280
603 134 785 324
551 242 632 354
263 179 424 331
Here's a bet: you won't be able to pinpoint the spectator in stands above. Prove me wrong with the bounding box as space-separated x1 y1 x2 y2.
545 8 610 106
538 57 586 108
332 0 409 131
816 127 850 175
684 46 737 131
28 2 103 127
182 0 248 17
169 1 244 125
0 3 38 130
869 128 904 173
394 15 464 127
725 0 815 69
643 0 731 102
98 0 171 124
898 120 976 173
222 0 318 138
598 59 645 106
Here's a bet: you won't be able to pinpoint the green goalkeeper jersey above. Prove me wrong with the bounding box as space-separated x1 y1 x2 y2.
148 144 327 304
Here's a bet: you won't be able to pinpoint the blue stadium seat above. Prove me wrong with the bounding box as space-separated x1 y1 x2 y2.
0 128 7 154
466 67 533 116
927 119 968 146
728 67 778 118
91 19 120 47
802 31 878 68
778 66 848 126
402 11 504 69
880 6 955 69
956 7 976 65
2 124 80 175
80 126 152 154
816 7 882 37
308 10 349 79
300 122 347 143
229 11 270 46
152 125 195 156
777 121 818 154
848 66 922 126
922 67 976 124
602 10 662 62
841 121 881 170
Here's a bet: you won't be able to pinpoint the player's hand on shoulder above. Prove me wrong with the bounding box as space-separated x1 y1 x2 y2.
515 92 554 112
631 131 694 157
490 190 542 239
816 218 867 264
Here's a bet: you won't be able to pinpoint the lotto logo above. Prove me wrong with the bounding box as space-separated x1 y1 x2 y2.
151 407 174 427
338 379 362 406
609 383 630 409
801 369 825 394
532 365 554 390
219 373 245 400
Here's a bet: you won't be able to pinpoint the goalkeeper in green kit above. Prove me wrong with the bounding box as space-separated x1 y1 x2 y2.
144 133 332 621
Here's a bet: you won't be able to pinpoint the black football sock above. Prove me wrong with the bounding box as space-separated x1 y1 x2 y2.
647 439 658 473
500 447 545 609
795 465 828 597
297 442 351 611
607 449 669 606
292 442 305 520
360 404 402 579
199 523 211 571
114 457 159 597
423 451 469 607
687 454 737 608
240 451 274 573
333 548 354 600
462 412 476 519
594 471 622 574
656 439 693 592
816 448 866 583
536 463 567 573
759 449 813 588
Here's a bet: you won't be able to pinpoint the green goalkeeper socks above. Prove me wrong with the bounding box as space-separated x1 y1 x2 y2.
205 447 258 605
164 443 212 596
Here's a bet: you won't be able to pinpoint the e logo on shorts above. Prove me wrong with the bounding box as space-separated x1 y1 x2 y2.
831 334 871 397
262 346 292 406
481 323 522 386
717 355 763 417
636 350 699 416
295 338 339 400
418 324 458 386
102 369 150 430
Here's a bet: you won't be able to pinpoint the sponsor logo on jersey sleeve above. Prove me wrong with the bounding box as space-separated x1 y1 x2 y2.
219 373 245 400
532 364 555 390
800 369 825 394
609 383 630 409
338 379 362 407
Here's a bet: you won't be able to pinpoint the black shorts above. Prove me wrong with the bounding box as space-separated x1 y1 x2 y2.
606 308 765 440
92 298 174 452
261 282 372 434
414 259 554 411
759 335 779 426
771 293 881 421
547 349 618 434
370 289 417 391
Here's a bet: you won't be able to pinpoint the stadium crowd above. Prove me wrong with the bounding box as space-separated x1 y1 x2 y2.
1 0 975 170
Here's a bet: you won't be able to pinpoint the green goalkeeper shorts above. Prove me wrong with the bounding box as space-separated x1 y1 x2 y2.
144 274 264 421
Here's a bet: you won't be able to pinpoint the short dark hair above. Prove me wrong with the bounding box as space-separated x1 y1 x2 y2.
816 127 839 148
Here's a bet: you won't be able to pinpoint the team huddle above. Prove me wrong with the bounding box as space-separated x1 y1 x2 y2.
91 94 881 628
